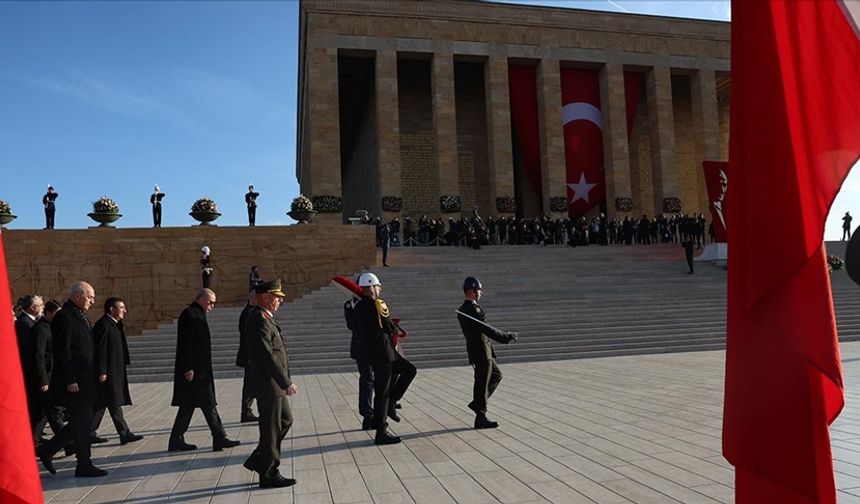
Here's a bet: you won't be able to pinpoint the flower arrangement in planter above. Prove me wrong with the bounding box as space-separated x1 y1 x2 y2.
190 197 221 225
311 195 342 213
0 199 16 226
288 194 317 224
828 255 845 274
615 197 634 212
440 194 462 214
549 196 568 213
662 197 682 214
381 196 403 213
88 196 122 227
496 196 516 214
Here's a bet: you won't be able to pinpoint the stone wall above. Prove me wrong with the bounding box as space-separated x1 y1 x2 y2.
398 59 440 218
4 224 375 336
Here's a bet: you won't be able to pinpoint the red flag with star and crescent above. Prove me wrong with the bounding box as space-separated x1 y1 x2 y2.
725 1 860 502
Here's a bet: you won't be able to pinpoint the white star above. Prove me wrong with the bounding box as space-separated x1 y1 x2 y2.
568 173 597 204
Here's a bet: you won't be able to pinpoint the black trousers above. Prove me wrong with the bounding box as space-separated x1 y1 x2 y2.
169 405 227 446
472 360 502 415
202 272 212 289
389 356 416 407
246 395 293 477
45 206 55 229
41 406 93 467
381 245 389 266
152 205 162 227
371 361 392 430
844 228 852 240
241 369 255 417
685 251 695 273
248 206 256 226
30 390 65 444
356 358 374 418
91 405 130 437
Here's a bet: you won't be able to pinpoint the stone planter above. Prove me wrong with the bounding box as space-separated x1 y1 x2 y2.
87 212 122 228
0 214 16 227
189 211 222 226
288 210 318 224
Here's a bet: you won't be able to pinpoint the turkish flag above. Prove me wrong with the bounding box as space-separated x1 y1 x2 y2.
561 68 603 217
724 1 860 503
0 231 44 503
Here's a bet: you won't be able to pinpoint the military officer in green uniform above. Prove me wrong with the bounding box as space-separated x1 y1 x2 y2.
457 277 517 429
242 280 297 488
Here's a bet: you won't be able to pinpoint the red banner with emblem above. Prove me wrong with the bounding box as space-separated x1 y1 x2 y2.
703 160 728 242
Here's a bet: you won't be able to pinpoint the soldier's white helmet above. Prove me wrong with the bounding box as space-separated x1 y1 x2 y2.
358 272 381 287
201 245 210 255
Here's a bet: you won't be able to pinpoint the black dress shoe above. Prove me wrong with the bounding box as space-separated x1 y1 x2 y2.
241 414 259 423
213 438 240 452
120 432 144 445
259 472 297 488
474 416 499 430
36 446 56 475
395 402 402 409
374 430 401 445
387 408 401 423
167 442 198 452
75 465 108 477
90 435 109 444
361 416 374 431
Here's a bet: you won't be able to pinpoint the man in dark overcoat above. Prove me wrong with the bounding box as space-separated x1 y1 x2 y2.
242 280 297 488
27 300 65 445
92 297 143 444
236 290 259 423
168 288 240 452
36 281 108 477
457 277 517 429
16 294 43 373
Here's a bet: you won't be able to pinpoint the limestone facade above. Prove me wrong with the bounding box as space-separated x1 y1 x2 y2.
297 0 730 221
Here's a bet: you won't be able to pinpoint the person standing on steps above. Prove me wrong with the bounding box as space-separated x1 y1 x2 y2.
456 277 517 429
236 290 259 423
682 239 695 274
200 246 213 288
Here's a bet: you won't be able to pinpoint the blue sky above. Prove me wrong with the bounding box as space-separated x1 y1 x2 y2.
0 0 854 239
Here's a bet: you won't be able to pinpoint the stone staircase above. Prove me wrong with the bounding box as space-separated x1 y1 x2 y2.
126 241 860 382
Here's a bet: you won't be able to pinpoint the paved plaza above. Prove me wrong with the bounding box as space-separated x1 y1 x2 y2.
40 342 860 503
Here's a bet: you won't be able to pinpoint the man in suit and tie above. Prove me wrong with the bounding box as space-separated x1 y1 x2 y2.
42 185 58 229
26 300 65 446
15 294 43 373
245 185 260 226
36 281 108 477
456 277 517 429
91 297 143 445
150 185 165 227
242 280 297 488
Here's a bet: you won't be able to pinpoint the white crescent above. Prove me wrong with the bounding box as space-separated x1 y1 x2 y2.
562 102 603 130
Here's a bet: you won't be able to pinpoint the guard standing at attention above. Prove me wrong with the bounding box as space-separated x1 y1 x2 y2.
456 277 517 429
43 185 58 229
245 185 259 226
150 185 165 227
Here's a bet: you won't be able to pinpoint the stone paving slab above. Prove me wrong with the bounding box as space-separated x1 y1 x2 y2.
39 341 860 503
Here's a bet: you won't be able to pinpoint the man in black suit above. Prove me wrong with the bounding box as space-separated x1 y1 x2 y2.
42 185 58 229
91 297 143 445
150 185 165 228
26 300 65 446
242 280 297 488
353 273 401 445
15 294 43 373
236 290 259 423
168 288 240 452
457 277 517 429
245 185 259 226
36 281 108 477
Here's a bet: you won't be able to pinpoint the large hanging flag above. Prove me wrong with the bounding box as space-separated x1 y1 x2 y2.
0 231 43 504
724 1 860 503
508 64 543 209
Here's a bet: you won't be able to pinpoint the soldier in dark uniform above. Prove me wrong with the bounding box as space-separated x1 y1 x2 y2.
242 280 297 488
43 185 58 229
236 290 259 423
844 212 854 241
200 246 213 288
150 185 165 228
92 297 143 444
345 291 374 430
457 277 517 429
27 300 65 446
682 239 695 274
353 273 402 445
168 288 240 452
36 281 108 477
245 184 259 226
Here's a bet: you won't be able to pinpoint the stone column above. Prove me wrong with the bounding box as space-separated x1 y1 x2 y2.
646 65 678 214
691 68 721 214
376 48 402 216
537 58 566 216
433 47 459 214
599 63 633 219
485 51 515 216
306 47 342 219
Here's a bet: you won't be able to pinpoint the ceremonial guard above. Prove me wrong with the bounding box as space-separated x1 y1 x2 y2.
242 280 297 488
249 266 263 292
43 185 58 229
150 185 165 227
168 288 240 452
245 184 259 226
844 211 853 241
200 246 213 288
27 300 65 445
236 290 259 423
37 281 107 477
345 288 374 430
92 297 143 444
456 277 517 429
353 273 407 445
